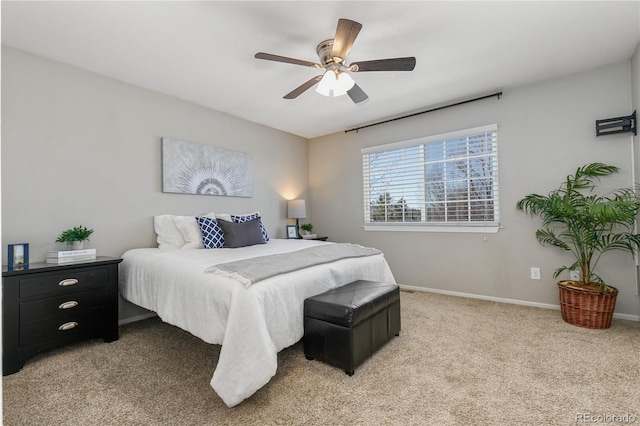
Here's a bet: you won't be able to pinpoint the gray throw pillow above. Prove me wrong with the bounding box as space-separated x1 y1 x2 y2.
217 217 267 248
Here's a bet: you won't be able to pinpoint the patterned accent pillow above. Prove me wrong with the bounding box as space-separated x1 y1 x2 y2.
230 213 270 242
196 217 225 249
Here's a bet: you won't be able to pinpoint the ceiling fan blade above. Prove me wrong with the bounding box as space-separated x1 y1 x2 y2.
351 57 416 72
347 83 368 104
255 52 321 68
283 75 323 99
331 19 362 63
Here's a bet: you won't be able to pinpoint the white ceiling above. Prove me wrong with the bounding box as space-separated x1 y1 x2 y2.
2 1 639 139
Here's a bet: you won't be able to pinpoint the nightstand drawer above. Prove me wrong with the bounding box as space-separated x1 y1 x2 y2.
20 308 105 347
19 268 108 298
20 288 108 325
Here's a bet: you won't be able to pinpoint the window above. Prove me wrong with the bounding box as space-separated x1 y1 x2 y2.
362 124 499 233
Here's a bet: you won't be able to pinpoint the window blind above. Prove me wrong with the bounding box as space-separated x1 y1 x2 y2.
362 125 499 228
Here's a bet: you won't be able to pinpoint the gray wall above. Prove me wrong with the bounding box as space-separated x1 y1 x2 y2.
1 46 309 321
309 60 640 318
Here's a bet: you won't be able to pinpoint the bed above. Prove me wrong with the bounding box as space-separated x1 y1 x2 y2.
119 219 395 407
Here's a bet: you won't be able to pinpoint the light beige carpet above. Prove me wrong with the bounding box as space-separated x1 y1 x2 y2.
3 291 640 425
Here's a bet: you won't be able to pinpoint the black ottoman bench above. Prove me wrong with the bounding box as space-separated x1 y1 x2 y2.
303 280 401 376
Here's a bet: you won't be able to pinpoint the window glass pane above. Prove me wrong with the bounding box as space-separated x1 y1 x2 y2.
425 163 444 181
425 203 445 222
445 138 467 159
446 201 469 221
445 162 469 183
470 200 495 221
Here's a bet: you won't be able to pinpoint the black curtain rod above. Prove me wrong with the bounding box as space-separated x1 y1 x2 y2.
344 91 503 133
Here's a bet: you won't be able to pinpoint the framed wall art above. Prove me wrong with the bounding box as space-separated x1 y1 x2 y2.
8 243 29 270
161 137 253 197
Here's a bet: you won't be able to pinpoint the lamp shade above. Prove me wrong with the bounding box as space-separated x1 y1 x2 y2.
287 199 307 219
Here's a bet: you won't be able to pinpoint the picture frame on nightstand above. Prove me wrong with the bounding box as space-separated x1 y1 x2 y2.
286 225 299 239
8 243 29 270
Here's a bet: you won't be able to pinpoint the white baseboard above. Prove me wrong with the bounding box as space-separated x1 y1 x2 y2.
398 284 640 322
118 312 157 326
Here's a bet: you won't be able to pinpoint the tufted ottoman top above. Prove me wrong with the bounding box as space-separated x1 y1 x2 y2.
304 280 400 327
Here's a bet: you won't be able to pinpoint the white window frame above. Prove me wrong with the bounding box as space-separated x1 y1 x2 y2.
362 124 500 233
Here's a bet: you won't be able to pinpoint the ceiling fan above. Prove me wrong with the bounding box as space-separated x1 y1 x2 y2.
255 18 416 104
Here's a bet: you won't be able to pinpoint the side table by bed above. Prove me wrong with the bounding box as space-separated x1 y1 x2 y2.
2 256 122 375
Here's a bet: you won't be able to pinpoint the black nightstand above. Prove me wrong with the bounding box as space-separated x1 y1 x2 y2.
2 256 122 375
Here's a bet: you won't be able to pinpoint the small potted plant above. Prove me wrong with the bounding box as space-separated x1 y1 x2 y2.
516 163 640 329
300 223 313 236
56 225 94 250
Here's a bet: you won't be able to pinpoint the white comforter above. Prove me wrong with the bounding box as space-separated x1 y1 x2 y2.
119 239 395 407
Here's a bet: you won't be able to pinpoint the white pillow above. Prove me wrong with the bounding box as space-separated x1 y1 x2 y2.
215 211 260 222
154 211 216 249
215 213 232 222
172 216 201 249
154 215 185 250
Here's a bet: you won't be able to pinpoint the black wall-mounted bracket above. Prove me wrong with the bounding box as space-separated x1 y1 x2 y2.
596 110 637 136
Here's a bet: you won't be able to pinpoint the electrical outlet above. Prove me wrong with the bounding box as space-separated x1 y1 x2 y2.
570 270 581 281
530 267 541 280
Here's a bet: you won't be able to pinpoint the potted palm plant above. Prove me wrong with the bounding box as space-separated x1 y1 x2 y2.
516 163 640 329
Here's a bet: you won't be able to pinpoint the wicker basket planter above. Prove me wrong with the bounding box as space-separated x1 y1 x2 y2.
557 281 618 329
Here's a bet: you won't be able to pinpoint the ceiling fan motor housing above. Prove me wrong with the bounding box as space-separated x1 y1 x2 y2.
316 39 340 69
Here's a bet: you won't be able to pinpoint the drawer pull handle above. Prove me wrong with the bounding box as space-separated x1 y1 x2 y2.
58 279 79 287
58 301 79 310
58 322 78 331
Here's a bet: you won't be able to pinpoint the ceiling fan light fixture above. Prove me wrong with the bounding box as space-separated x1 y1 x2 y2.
316 71 355 97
